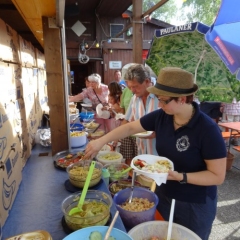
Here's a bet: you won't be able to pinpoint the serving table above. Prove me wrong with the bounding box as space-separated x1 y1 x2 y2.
2 144 126 239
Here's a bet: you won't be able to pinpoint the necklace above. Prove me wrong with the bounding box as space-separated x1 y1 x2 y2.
173 105 195 127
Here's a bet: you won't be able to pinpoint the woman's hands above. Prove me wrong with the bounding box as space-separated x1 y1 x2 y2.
167 170 183 181
84 139 104 160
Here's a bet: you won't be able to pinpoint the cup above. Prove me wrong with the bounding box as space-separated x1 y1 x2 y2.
102 168 110 186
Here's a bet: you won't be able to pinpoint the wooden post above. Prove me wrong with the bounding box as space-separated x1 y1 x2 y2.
42 17 68 155
132 0 143 64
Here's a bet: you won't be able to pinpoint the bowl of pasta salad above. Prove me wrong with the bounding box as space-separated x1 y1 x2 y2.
96 151 123 165
113 187 158 229
66 160 103 188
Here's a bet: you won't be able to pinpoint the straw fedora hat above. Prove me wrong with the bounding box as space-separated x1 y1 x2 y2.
147 67 198 97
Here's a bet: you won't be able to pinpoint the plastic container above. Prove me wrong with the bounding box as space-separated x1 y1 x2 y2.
70 123 84 131
96 151 123 165
70 131 87 148
5 230 52 240
109 179 142 197
63 226 133 240
104 163 130 182
113 187 159 228
79 112 94 122
102 168 110 186
128 221 201 240
61 190 112 231
67 161 103 188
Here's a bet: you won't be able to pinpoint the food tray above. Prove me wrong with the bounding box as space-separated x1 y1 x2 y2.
5 230 52 240
53 150 85 170
131 154 174 186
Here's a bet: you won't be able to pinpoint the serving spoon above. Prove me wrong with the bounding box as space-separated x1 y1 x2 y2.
128 170 136 203
166 199 175 240
68 161 96 216
112 166 132 179
103 210 119 240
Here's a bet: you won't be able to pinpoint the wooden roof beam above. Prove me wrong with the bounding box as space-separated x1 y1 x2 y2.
114 23 132 38
142 0 169 18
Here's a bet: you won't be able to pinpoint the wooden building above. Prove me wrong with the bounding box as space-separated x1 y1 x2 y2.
0 0 172 155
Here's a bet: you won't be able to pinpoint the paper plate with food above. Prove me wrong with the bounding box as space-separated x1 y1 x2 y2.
132 131 153 137
131 154 174 186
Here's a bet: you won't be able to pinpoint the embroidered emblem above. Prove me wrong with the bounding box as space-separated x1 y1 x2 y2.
176 135 190 152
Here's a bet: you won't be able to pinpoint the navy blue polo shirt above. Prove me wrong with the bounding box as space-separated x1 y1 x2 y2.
140 102 226 203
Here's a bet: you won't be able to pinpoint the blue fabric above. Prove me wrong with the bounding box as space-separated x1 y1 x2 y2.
119 80 126 86
205 0 240 79
140 102 226 203
2 145 126 239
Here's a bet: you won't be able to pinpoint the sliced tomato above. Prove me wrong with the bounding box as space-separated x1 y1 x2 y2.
57 158 65 163
134 159 146 168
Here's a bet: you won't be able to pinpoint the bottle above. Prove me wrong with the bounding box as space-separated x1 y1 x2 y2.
102 168 110 186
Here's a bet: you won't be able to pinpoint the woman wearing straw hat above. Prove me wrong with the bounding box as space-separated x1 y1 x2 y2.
84 67 226 240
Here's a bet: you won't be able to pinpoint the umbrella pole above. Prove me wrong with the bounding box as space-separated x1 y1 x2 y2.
194 50 206 83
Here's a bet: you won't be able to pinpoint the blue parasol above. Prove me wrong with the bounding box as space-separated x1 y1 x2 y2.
205 0 240 80
146 22 240 102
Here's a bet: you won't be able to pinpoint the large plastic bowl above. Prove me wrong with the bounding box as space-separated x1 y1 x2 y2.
104 163 130 182
70 131 87 148
128 221 201 240
109 179 142 197
63 226 133 240
61 190 112 231
113 187 159 229
79 112 94 122
66 160 103 188
96 151 123 165
70 123 84 131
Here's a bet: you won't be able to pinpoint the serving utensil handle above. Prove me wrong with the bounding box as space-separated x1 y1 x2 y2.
104 211 119 240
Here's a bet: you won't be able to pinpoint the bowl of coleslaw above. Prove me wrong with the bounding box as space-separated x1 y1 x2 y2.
96 151 123 165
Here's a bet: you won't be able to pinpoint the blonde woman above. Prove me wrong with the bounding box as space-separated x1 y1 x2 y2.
69 73 111 132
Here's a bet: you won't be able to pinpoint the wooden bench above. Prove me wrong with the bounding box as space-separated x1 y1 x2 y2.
233 146 240 152
222 131 240 140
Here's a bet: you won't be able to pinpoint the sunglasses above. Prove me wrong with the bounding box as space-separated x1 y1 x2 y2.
155 96 174 105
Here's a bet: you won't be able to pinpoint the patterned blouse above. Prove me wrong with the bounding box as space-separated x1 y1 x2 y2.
79 84 109 109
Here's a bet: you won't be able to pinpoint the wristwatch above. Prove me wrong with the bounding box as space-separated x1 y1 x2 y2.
179 172 187 184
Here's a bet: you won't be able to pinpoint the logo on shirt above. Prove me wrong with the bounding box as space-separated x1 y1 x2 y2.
176 135 190 152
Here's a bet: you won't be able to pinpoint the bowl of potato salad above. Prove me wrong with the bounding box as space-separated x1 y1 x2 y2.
70 131 87 148
96 151 123 165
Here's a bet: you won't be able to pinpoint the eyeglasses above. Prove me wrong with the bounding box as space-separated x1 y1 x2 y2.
155 96 174 105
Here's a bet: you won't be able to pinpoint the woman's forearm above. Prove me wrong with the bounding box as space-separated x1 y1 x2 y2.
69 94 82 102
84 120 144 159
